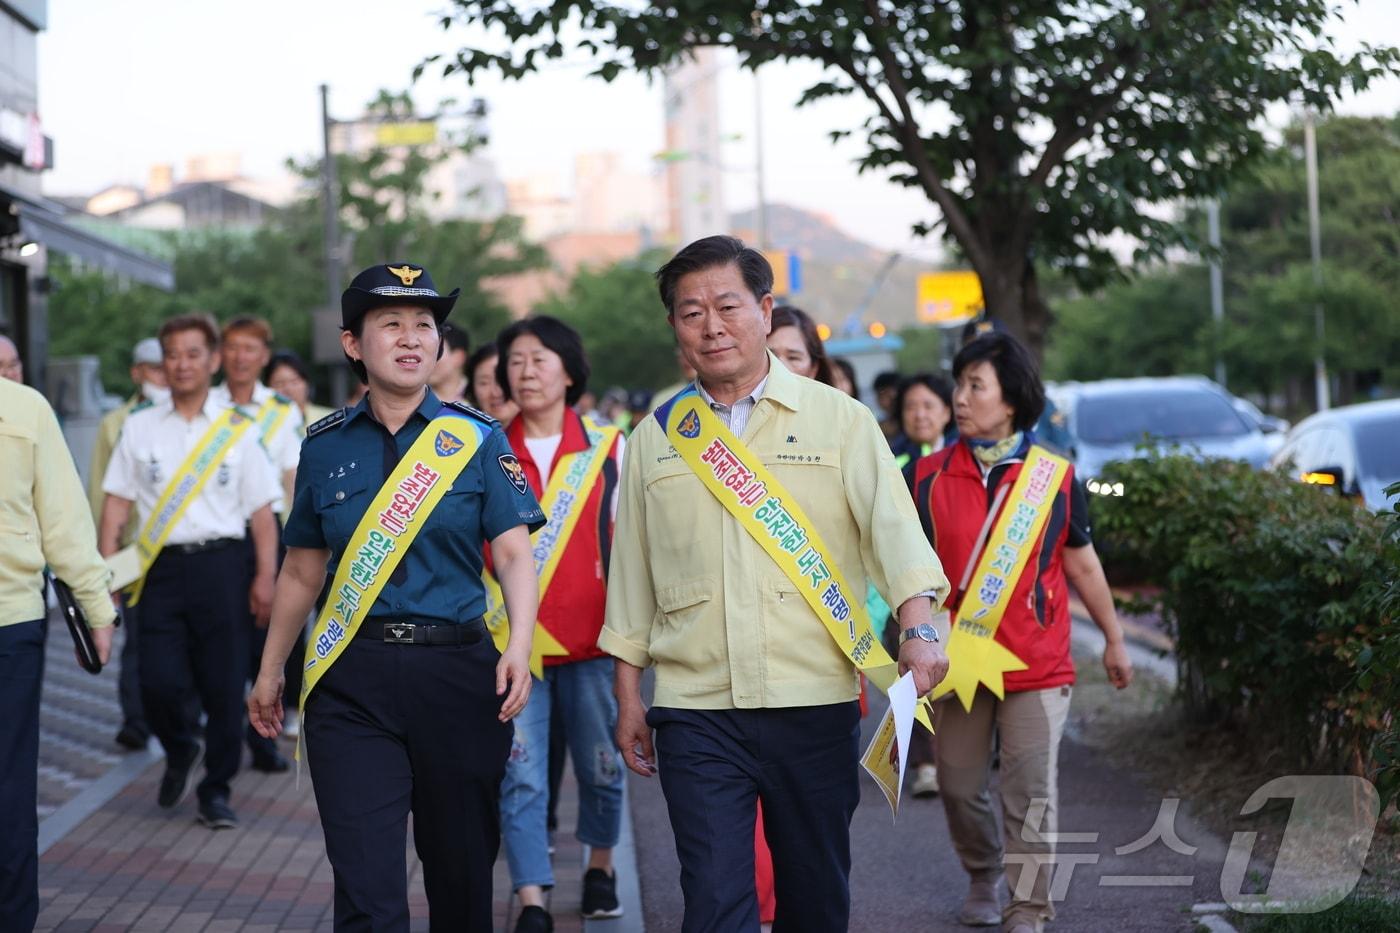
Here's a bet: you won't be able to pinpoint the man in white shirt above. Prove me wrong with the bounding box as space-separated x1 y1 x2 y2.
100 313 282 830
210 316 305 772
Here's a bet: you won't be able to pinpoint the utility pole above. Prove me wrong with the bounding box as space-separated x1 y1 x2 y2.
1304 112 1329 411
753 66 768 250
1206 199 1226 387
321 83 347 406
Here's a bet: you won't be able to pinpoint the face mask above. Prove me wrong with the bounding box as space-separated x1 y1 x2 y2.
142 382 171 404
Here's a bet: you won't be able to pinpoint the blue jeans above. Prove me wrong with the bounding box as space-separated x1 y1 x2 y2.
500 657 624 890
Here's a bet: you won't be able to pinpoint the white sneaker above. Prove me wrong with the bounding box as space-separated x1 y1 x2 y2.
911 764 940 798
282 710 300 739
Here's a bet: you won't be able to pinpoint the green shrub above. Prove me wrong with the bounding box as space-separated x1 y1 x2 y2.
1092 456 1399 805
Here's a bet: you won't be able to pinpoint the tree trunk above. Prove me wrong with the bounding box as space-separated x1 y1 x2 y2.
976 251 1051 362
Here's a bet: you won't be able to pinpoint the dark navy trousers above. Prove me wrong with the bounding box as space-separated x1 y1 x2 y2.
304 632 512 933
0 618 44 933
139 545 249 805
648 702 863 933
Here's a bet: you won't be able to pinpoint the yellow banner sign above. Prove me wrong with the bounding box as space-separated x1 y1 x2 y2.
917 270 983 326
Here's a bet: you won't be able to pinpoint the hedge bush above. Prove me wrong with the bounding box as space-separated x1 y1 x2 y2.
1091 454 1398 808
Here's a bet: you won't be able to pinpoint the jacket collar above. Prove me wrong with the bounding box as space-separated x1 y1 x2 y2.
347 387 443 426
693 351 801 413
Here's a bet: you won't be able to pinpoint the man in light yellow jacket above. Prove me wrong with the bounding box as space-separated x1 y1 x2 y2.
599 235 951 932
1 377 116 931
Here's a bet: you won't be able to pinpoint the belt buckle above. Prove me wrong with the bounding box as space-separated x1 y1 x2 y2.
383 622 416 644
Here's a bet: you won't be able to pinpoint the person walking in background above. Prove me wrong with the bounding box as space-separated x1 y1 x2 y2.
602 236 950 932
248 262 543 932
765 305 834 385
830 357 858 399
431 322 472 404
0 332 24 383
99 313 282 830
88 337 168 751
467 343 520 425
910 332 1133 932
890 372 956 471
267 349 336 432
211 316 304 775
873 369 902 439
0 377 117 933
494 316 627 932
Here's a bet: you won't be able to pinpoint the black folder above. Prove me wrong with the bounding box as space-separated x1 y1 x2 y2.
46 573 104 675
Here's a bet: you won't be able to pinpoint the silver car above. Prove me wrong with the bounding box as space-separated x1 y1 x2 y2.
1269 398 1400 512
1050 377 1278 487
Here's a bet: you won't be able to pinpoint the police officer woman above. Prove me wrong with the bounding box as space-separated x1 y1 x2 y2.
248 263 545 932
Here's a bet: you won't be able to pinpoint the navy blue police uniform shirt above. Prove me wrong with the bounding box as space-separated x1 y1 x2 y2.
284 389 545 625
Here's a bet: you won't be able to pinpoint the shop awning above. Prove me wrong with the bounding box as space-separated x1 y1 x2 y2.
1 182 174 290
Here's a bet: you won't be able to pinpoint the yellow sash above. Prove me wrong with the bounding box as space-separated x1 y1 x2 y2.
299 409 490 709
483 418 620 677
128 407 257 604
251 394 293 450
930 445 1070 711
658 389 932 729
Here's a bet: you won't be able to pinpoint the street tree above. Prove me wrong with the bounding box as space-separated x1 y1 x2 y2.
425 0 1396 358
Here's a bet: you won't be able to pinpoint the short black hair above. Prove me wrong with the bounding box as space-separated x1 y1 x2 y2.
873 370 902 393
495 315 590 407
267 349 311 384
655 235 773 314
952 332 1045 432
892 372 954 430
442 322 471 355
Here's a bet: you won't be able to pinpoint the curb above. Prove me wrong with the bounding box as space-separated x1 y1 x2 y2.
37 737 163 856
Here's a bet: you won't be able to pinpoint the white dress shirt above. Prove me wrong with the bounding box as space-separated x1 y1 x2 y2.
103 392 282 544
210 381 304 512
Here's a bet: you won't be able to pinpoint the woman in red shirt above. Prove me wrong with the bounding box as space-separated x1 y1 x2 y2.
494 316 626 933
910 333 1132 933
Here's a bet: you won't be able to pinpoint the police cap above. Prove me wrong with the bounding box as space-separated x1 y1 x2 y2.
341 263 460 330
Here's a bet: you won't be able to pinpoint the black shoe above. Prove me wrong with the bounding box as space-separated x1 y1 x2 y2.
157 742 203 809
197 796 238 830
581 867 623 919
250 748 291 773
115 723 149 751
514 905 553 933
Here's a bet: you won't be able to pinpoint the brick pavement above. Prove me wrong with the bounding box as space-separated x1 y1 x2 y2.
36 739 599 932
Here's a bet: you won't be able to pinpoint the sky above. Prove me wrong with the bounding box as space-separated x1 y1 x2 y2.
36 0 1400 262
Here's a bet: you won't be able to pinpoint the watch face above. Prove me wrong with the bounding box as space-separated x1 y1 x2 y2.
917 623 938 642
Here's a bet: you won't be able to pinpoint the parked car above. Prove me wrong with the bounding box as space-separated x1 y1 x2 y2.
1049 377 1278 487
1269 398 1400 512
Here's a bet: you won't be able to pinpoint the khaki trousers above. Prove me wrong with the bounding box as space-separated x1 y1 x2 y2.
933 685 1073 929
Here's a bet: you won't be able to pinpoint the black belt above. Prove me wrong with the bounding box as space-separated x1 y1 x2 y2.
355 618 487 646
166 537 241 555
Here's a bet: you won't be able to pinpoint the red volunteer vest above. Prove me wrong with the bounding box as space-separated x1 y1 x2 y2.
507 411 620 666
911 439 1077 693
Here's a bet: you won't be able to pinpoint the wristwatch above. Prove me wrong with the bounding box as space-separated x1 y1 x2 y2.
899 622 940 646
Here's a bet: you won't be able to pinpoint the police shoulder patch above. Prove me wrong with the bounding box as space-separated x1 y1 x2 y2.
445 399 498 426
497 454 529 495
307 408 347 438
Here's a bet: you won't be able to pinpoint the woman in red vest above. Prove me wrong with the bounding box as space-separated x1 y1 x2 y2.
494 316 626 933
910 332 1133 933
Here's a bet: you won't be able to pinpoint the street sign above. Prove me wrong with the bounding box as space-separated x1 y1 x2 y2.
917 270 983 326
764 249 802 297
374 121 438 147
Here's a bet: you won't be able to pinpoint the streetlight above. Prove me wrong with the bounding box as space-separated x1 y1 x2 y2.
1304 111 1329 411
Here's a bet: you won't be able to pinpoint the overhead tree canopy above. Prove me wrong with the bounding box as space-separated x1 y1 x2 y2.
426 0 1396 358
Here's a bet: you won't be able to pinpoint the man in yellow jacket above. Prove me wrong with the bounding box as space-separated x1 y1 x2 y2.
0 377 116 931
599 236 951 932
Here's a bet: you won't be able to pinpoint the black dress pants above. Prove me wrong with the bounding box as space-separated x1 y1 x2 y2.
304 631 512 933
648 702 862 933
0 619 44 933
139 545 249 804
